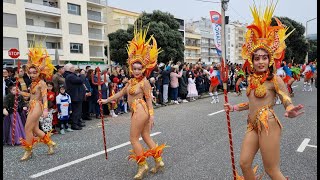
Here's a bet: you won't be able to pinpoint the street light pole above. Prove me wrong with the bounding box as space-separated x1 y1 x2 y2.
305 17 317 64
221 0 229 64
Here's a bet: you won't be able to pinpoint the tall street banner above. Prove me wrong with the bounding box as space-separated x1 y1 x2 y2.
209 11 222 56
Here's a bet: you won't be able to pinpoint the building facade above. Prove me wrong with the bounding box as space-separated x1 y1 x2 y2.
226 21 247 65
186 18 220 65
3 0 108 66
184 32 201 64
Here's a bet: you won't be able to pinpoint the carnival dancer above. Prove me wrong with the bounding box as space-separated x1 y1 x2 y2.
98 26 167 179
208 65 222 103
224 2 304 179
18 42 56 161
282 62 295 97
302 61 316 91
3 85 27 145
235 65 246 96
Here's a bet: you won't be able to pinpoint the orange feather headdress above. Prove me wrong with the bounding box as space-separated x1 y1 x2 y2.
127 25 162 77
26 41 55 79
241 0 294 69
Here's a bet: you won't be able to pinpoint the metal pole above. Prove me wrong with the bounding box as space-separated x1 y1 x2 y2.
305 21 308 64
106 0 111 65
221 0 226 64
305 17 317 64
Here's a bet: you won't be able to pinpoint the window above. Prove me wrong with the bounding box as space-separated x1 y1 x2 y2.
3 13 17 27
70 43 83 53
3 37 19 50
26 18 34 25
3 0 15 4
68 3 81 15
46 42 60 49
25 0 32 2
69 23 82 35
88 10 101 22
45 21 59 28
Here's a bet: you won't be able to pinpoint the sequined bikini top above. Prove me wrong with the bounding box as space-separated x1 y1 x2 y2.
246 72 268 98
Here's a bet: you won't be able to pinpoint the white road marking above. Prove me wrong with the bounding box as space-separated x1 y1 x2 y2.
30 132 162 178
297 138 317 152
208 110 225 116
292 85 298 88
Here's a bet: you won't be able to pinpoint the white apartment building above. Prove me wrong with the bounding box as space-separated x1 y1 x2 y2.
226 21 247 65
3 0 108 66
186 18 220 65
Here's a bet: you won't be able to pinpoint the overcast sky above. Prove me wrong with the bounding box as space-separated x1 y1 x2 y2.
108 0 317 35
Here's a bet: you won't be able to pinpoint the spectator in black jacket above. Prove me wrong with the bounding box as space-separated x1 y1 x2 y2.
63 63 86 130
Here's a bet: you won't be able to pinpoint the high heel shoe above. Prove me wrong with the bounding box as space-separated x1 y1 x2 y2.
19 138 36 161
133 161 149 180
47 141 56 155
20 149 33 161
150 157 164 173
39 132 57 155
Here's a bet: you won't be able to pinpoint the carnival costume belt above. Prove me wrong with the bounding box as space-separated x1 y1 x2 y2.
29 99 43 113
130 98 148 116
246 104 283 135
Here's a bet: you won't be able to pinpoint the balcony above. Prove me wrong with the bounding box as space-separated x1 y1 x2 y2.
90 51 104 57
90 46 104 57
4 0 15 4
88 11 107 25
201 43 209 47
25 1 61 17
89 33 107 42
87 0 106 8
26 25 62 37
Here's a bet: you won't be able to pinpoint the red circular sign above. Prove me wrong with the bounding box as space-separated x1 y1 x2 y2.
8 48 20 58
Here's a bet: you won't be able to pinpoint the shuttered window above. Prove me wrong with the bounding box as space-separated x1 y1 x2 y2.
3 13 17 27
69 23 82 35
3 37 19 50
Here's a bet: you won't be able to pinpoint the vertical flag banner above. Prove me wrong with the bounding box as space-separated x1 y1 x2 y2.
209 11 222 56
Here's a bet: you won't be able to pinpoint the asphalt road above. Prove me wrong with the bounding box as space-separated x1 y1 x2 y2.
3 80 317 180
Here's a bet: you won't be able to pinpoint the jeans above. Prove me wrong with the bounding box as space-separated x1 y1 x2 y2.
163 84 169 103
171 87 178 101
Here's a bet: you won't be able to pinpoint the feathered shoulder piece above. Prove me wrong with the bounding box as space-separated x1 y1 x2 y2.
241 0 295 69
27 41 55 79
127 25 162 78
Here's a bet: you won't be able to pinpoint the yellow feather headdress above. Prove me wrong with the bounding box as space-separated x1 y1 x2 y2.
241 0 295 69
127 25 161 77
26 41 55 79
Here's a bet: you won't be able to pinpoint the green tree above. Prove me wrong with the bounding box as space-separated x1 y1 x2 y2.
271 17 308 64
108 29 132 65
108 10 185 65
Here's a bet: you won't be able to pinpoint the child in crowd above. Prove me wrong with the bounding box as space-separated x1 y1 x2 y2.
56 85 73 134
47 82 59 133
109 78 118 117
187 73 198 101
3 85 27 145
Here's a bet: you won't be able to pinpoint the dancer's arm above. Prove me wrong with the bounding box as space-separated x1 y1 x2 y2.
224 102 249 112
143 78 154 129
19 90 30 98
40 81 49 118
273 76 304 118
98 84 128 104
